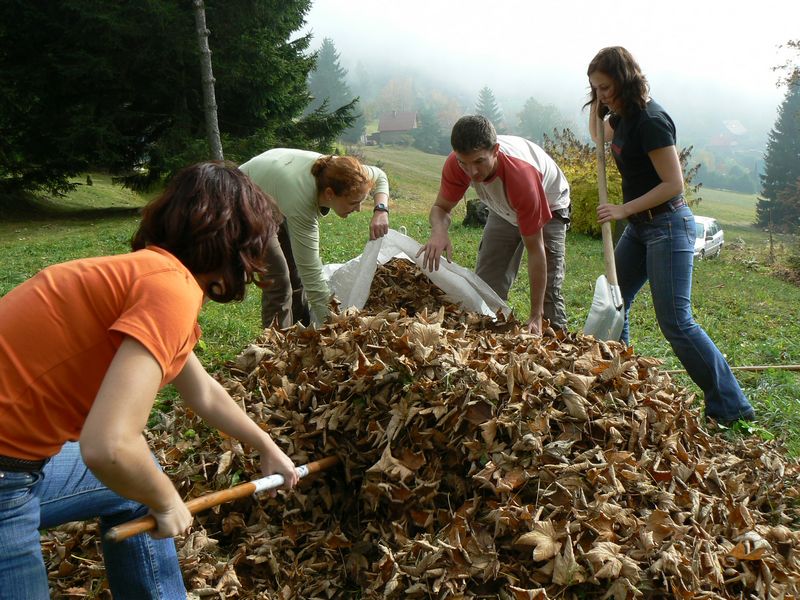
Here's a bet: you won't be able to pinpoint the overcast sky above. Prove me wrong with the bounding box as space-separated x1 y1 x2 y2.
302 0 798 135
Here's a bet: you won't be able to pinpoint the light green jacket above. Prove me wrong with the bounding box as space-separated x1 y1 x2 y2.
240 148 389 325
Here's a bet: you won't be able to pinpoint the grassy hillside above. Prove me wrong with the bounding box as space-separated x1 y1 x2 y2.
694 187 758 225
0 174 147 291
0 173 149 219
359 146 474 217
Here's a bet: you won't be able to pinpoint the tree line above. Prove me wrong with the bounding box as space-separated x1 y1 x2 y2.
1 4 797 235
756 68 800 232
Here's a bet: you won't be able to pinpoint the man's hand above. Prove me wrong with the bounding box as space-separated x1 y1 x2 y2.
416 232 452 272
525 316 542 336
370 211 389 240
417 196 457 271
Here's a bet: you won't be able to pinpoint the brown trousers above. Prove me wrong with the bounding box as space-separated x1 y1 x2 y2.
260 222 311 328
474 208 569 329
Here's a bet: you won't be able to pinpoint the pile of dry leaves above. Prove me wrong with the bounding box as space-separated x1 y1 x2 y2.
43 259 800 599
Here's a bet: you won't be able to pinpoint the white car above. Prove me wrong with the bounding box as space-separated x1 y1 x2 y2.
694 216 724 259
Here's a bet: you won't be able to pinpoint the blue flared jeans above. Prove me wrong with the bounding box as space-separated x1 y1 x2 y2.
0 442 185 599
615 205 754 423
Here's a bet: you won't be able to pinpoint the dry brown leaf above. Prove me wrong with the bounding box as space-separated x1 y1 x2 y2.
515 521 562 561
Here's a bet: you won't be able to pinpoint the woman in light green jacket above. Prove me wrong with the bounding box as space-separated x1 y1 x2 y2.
240 148 391 328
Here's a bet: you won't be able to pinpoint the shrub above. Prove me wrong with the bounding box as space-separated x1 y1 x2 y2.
544 129 701 237
543 129 622 237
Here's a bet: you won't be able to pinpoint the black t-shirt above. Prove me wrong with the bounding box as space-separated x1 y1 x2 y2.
609 99 677 203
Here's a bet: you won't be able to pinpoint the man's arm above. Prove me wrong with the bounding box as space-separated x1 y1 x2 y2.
417 191 459 271
522 229 547 335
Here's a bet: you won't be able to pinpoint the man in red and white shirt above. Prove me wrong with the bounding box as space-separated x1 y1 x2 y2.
418 115 571 334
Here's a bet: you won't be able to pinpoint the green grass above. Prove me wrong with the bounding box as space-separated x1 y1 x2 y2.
0 174 146 290
694 187 759 225
2 153 799 455
359 145 478 214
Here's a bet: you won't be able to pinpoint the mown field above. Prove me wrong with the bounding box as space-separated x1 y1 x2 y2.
1 150 799 453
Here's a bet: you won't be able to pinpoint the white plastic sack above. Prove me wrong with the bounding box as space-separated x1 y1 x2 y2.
583 274 624 341
323 229 511 318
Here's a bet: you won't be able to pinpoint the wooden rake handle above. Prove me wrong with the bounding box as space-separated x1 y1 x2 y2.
105 455 339 543
596 114 619 287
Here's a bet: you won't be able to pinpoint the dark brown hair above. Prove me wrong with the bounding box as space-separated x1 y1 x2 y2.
131 161 281 303
311 155 372 197
450 115 497 153
585 46 649 118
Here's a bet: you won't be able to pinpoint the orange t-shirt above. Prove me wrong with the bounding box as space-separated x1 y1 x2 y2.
0 247 203 460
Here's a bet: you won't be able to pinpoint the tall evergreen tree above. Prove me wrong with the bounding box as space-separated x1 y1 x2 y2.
475 86 503 130
517 97 572 145
306 38 364 144
412 106 450 156
0 1 192 194
0 0 355 195
202 1 355 166
307 38 351 112
756 82 800 230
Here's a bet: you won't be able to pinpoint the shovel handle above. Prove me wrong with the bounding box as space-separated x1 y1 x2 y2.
596 116 620 287
105 455 339 543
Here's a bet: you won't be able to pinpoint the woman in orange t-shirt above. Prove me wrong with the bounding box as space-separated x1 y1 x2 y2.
0 162 299 599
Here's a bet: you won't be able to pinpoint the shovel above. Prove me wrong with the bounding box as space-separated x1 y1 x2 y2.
583 115 625 341
105 455 340 543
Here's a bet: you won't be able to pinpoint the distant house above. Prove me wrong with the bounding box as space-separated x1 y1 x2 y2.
376 110 418 144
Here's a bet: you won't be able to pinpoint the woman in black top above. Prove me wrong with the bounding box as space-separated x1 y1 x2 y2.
586 46 754 425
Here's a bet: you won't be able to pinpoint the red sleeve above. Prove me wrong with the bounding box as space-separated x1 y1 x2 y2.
503 155 552 236
438 152 471 203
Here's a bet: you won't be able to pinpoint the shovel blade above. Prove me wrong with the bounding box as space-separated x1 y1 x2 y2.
583 275 624 341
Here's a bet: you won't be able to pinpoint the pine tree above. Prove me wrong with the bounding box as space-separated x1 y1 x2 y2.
517 97 572 145
412 106 450 155
306 38 365 144
308 38 352 113
756 82 800 230
475 86 503 130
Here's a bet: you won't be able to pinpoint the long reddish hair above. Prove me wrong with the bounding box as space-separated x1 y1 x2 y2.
311 155 372 197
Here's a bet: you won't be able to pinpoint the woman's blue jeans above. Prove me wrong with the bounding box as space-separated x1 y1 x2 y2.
615 206 754 423
0 442 186 599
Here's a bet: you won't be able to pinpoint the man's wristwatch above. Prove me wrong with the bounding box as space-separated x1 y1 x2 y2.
373 203 389 214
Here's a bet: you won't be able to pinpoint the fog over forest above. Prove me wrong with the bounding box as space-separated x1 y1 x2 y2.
301 0 798 191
